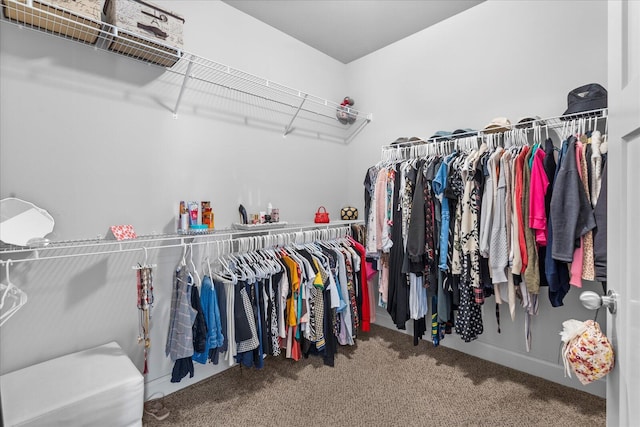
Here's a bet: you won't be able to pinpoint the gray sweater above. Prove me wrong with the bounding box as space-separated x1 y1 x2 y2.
550 137 597 262
490 148 509 283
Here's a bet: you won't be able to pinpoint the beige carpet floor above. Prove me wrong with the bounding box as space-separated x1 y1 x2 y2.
144 324 605 426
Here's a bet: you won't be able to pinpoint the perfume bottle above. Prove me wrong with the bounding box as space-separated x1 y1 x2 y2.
179 201 188 232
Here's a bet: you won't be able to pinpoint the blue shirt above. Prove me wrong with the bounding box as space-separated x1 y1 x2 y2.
192 275 224 364
433 152 457 271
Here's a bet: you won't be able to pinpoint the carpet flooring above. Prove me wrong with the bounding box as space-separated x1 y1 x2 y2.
144 324 605 426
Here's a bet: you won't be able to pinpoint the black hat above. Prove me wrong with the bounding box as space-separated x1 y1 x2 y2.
515 116 545 129
428 131 452 141
451 128 476 138
563 83 607 117
390 137 409 145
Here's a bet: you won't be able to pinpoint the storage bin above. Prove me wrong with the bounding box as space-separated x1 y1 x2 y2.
2 0 102 44
103 0 184 67
0 341 144 426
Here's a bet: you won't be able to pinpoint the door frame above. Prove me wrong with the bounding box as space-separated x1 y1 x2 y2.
606 1 640 425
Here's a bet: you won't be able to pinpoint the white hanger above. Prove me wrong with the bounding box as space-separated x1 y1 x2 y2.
0 261 15 310
533 124 540 146
251 238 271 279
253 249 270 275
180 243 188 267
1 261 28 327
258 249 275 275
240 250 261 279
188 243 202 287
133 247 157 270
227 252 248 281
215 241 238 285
202 241 213 281
240 257 256 282
256 242 279 276
206 255 214 283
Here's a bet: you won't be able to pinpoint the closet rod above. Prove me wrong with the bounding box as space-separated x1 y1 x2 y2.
380 108 608 150
0 222 362 266
230 225 352 254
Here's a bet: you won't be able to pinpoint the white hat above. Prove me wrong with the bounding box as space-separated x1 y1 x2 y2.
483 117 511 134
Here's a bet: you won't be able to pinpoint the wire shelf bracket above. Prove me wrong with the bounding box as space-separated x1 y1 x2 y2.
283 94 308 137
172 55 194 119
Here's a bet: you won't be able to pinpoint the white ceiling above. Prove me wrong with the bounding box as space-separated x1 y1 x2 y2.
221 1 485 64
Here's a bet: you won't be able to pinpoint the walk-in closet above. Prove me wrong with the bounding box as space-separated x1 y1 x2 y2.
1 1 638 425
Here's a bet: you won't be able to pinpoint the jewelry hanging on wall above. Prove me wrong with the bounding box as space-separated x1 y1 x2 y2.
135 250 155 375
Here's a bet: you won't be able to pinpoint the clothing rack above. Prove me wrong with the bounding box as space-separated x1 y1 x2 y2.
0 221 361 267
216 225 354 257
380 108 608 161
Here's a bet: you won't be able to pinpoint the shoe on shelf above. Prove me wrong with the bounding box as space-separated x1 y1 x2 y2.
144 399 170 421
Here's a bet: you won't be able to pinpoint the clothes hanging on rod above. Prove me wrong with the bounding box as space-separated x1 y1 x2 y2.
365 112 608 349
191 275 225 365
166 260 197 382
163 225 369 380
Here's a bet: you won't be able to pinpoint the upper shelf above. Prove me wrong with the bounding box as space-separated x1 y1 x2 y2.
0 221 363 265
380 108 608 151
164 54 373 144
0 0 372 144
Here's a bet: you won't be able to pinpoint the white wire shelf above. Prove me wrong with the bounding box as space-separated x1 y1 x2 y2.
0 0 372 144
0 221 364 265
380 108 608 158
163 54 372 144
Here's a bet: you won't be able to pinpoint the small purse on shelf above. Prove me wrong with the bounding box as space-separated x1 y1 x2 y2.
314 206 330 223
340 206 358 220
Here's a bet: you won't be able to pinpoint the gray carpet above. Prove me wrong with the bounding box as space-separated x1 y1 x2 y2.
144 324 605 426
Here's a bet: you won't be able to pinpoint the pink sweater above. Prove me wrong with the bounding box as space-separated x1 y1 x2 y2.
529 148 550 246
570 142 585 288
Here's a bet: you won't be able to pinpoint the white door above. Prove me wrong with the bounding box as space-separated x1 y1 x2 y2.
607 1 640 425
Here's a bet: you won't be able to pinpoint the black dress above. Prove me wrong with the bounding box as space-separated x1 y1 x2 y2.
387 168 409 330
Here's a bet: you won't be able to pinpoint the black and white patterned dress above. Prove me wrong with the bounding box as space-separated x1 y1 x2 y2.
455 145 488 342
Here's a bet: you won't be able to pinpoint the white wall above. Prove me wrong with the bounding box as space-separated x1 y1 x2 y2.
0 0 351 397
0 0 609 400
345 0 608 396
1 0 351 240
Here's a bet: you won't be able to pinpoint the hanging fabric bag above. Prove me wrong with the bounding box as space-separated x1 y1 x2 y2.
314 206 330 223
560 319 615 384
